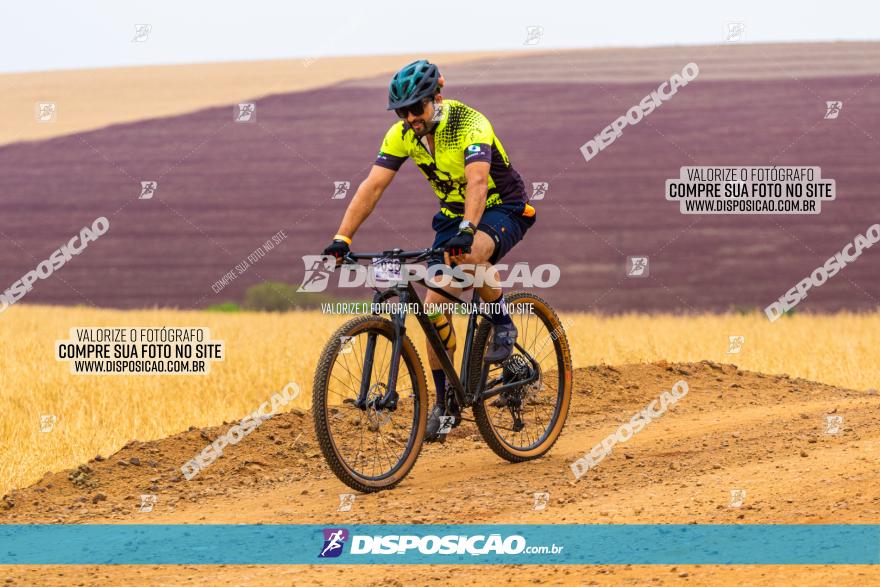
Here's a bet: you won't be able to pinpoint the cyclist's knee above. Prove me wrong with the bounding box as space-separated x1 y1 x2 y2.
449 261 503 290
469 230 496 263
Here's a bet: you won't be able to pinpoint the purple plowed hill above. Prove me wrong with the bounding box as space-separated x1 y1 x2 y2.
1 44 879 313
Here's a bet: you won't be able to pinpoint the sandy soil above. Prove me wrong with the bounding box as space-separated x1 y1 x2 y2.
0 50 515 147
3 360 878 584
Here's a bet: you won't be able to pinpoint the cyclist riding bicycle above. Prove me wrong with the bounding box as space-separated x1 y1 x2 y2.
322 59 537 442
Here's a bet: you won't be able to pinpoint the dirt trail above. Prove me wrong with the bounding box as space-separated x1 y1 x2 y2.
3 361 879 585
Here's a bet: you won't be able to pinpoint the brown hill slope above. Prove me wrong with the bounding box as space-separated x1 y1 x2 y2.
1 43 879 312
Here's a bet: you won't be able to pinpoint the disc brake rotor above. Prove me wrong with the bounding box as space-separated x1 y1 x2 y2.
365 382 392 429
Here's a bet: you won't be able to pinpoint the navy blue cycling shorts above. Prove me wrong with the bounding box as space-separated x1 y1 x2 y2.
428 201 536 268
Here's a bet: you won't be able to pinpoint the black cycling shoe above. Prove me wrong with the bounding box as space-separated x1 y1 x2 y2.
426 393 462 443
483 322 518 363
425 403 448 443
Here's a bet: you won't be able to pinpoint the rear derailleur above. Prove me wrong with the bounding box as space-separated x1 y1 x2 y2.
489 353 534 432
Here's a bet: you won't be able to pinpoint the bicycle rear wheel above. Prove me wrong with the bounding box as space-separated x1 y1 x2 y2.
312 315 429 492
469 291 573 462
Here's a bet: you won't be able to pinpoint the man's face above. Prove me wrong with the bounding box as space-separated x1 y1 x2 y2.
400 96 441 137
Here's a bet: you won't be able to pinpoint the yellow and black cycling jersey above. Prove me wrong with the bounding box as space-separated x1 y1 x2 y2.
374 99 527 218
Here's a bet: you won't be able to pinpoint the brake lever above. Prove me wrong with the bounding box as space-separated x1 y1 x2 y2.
415 247 446 262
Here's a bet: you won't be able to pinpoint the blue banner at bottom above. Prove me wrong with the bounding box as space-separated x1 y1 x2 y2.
0 524 878 565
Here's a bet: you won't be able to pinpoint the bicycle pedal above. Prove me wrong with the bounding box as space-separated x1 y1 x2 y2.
425 431 447 444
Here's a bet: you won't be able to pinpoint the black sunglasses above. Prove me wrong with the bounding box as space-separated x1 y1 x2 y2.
395 98 430 119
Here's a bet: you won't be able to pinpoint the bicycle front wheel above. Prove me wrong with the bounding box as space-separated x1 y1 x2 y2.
312 315 429 492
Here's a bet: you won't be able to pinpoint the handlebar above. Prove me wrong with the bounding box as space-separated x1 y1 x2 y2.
341 247 446 264
336 246 474 304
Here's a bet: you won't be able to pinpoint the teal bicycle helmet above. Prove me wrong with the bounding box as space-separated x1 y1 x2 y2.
387 59 441 110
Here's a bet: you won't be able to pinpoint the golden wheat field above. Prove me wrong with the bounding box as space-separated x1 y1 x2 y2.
1 303 878 495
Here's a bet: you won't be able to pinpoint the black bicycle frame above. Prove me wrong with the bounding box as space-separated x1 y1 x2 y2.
356 276 540 411
363 280 476 409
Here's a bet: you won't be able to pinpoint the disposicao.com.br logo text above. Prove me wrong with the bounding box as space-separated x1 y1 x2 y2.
317 529 563 558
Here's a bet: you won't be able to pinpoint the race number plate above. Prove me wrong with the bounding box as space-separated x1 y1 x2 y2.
371 257 401 282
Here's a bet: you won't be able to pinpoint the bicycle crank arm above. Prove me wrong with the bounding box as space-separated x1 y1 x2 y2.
476 341 541 402
478 371 539 402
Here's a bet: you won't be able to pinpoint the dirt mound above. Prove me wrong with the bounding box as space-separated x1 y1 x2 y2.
3 361 879 584
0 407 320 522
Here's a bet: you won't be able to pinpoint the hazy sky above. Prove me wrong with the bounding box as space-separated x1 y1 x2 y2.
1 0 876 73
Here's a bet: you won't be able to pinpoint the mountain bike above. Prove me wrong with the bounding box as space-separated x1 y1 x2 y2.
312 247 573 492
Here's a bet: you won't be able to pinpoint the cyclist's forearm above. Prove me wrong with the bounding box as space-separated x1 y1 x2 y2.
463 177 488 226
336 182 382 240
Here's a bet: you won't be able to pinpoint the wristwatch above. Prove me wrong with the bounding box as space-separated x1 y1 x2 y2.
458 220 476 234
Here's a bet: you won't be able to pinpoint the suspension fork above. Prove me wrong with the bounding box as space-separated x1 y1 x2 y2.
356 286 409 410
383 286 409 406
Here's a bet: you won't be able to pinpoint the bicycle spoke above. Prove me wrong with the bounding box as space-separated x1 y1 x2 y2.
336 358 357 398
321 325 420 482
480 299 567 452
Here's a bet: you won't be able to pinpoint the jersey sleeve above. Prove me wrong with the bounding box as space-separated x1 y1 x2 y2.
463 112 494 166
374 122 409 171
